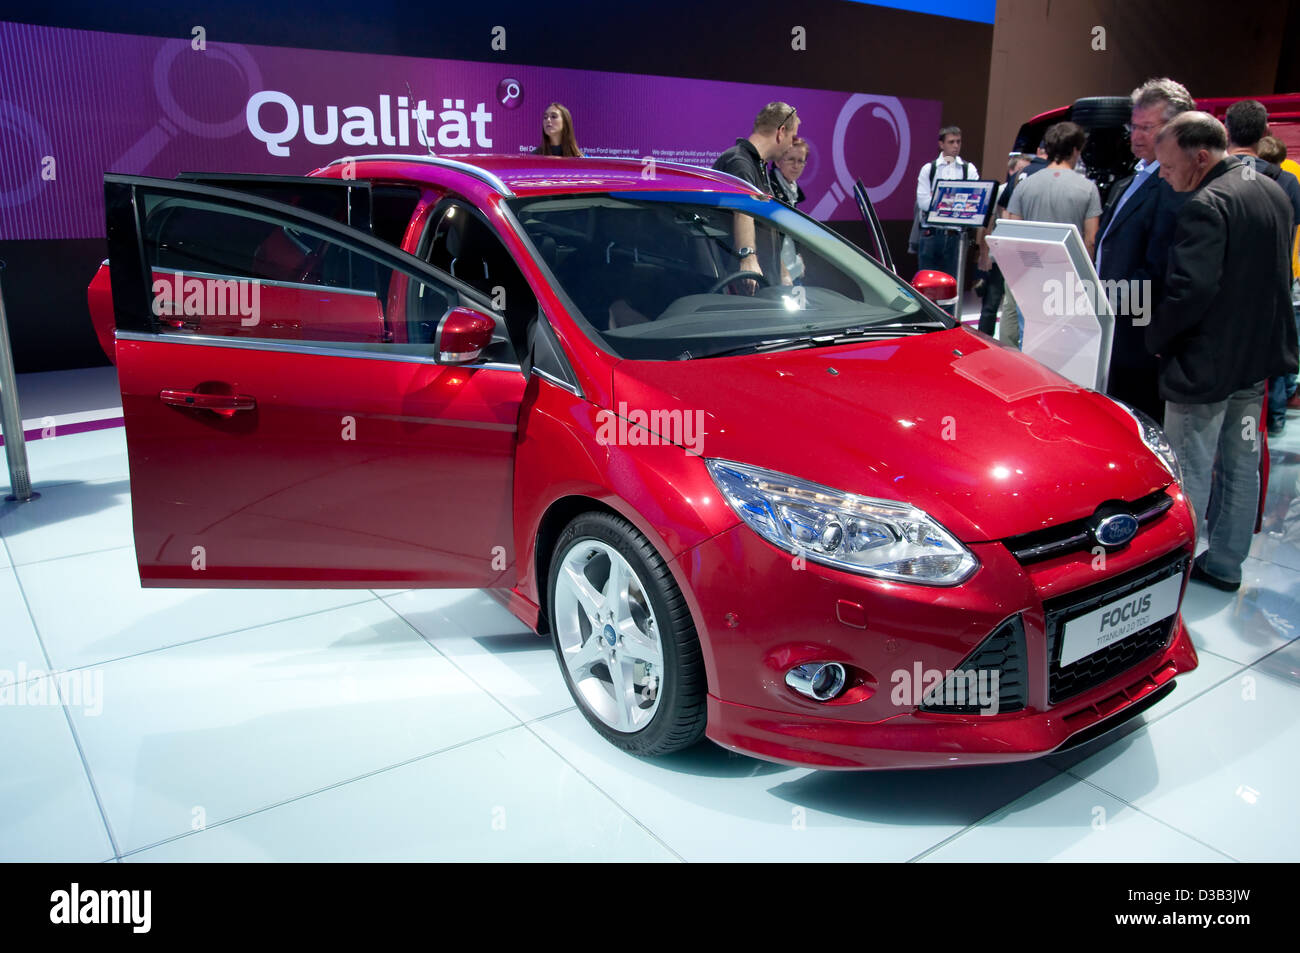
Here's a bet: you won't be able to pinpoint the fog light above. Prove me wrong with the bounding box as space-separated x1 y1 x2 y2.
785 662 847 701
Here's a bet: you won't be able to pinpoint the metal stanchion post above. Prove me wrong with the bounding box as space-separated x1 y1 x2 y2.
952 228 970 322
0 260 38 503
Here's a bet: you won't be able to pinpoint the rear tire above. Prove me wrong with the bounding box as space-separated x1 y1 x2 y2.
1071 96 1133 130
547 512 707 756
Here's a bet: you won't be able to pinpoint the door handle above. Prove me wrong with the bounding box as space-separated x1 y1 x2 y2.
160 388 256 417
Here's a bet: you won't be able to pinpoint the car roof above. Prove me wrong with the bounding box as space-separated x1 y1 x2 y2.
323 154 765 199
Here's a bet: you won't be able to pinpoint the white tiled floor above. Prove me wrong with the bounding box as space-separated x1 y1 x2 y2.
1 371 1299 862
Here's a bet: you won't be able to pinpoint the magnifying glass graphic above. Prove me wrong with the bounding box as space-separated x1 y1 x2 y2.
809 94 912 220
497 78 523 109
110 39 264 173
0 100 55 210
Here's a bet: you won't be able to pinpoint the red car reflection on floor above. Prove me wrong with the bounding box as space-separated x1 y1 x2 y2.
87 155 1197 768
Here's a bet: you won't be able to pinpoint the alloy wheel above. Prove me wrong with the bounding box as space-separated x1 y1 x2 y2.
553 539 665 732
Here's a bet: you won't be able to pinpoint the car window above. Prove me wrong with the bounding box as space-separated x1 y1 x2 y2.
508 191 952 361
371 184 422 247
138 193 510 360
423 200 538 356
173 175 371 231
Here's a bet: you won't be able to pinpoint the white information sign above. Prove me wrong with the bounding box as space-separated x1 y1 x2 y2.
986 220 1116 392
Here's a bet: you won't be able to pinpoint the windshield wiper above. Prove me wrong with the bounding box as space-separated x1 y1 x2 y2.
683 327 905 360
680 337 815 360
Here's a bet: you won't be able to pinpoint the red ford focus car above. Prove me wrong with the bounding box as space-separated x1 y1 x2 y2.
87 155 1197 769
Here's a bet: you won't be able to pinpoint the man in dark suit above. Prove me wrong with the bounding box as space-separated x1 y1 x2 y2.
1097 78 1195 423
1148 112 1299 591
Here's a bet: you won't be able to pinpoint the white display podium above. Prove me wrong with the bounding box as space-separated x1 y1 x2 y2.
985 219 1116 392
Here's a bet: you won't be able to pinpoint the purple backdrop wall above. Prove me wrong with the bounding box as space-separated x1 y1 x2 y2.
0 21 940 240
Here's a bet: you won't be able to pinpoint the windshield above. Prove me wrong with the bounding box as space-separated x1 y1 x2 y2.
506 190 953 360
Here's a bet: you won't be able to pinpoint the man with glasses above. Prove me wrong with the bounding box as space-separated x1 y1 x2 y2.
1097 77 1195 423
713 102 800 288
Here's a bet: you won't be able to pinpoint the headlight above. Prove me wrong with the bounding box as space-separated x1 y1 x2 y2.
705 459 979 585
1113 400 1182 485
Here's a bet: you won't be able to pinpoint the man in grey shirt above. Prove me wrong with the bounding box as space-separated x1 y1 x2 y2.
1007 121 1103 256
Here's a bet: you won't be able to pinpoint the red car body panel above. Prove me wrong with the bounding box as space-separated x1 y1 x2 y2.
116 335 522 587
88 264 115 361
682 488 1196 768
706 620 1196 769
611 328 1172 543
90 154 1202 768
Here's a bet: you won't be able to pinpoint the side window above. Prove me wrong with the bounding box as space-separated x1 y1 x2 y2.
370 185 422 248
139 193 470 351
423 201 538 354
529 314 578 391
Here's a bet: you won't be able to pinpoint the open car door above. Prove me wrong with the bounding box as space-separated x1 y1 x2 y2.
852 178 896 273
103 173 524 588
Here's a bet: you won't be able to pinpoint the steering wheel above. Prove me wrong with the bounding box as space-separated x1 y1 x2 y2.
709 269 774 293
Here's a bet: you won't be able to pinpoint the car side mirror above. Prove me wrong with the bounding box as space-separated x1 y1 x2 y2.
435 306 496 364
911 270 958 308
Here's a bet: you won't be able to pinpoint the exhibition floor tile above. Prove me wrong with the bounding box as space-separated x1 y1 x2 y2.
0 676 116 862
526 708 1061 862
0 567 44 675
1178 557 1300 666
0 427 130 498
0 478 134 566
16 546 377 672
381 588 574 723
916 771 1232 863
8 366 122 424
1252 425 1300 571
1060 641 1300 863
123 726 676 862
67 600 520 854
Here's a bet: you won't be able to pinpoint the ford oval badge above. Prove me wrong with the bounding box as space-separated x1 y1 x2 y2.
1093 513 1139 548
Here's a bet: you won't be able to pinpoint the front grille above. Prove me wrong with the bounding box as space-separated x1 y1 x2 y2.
920 615 1027 714
1044 551 1188 705
1006 488 1174 564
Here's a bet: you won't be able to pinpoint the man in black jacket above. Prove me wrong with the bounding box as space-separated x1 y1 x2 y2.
712 102 800 289
1224 99 1300 435
1097 78 1194 423
1148 112 1299 591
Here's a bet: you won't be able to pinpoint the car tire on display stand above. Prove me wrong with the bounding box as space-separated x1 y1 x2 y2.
1069 95 1134 130
548 512 708 756
1070 95 1138 205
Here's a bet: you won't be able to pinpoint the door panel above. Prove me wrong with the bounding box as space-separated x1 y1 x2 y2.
105 174 523 588
118 337 521 587
149 268 387 341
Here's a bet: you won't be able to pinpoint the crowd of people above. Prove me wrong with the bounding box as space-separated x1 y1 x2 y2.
532 88 1300 592
911 78 1300 595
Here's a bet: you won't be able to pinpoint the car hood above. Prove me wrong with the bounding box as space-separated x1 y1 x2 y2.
610 328 1172 543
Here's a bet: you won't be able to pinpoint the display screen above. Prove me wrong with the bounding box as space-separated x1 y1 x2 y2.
925 179 996 228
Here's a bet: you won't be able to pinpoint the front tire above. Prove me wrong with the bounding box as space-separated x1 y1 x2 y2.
548 512 707 756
